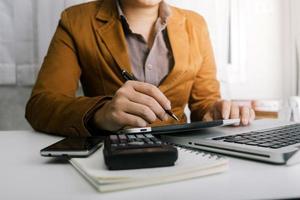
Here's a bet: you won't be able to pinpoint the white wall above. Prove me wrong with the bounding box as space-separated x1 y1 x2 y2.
291 0 300 96
0 0 86 85
227 0 286 100
170 0 292 101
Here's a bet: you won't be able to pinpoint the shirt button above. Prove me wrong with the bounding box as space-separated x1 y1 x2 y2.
147 64 153 70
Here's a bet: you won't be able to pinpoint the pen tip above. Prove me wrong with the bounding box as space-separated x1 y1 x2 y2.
165 110 179 121
172 114 179 121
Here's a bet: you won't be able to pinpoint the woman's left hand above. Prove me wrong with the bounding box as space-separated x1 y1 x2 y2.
203 100 255 126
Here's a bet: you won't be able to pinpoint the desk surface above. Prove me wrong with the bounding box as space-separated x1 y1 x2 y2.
1 126 300 200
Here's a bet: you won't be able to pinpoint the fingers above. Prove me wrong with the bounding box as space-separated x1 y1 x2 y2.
213 106 222 120
114 111 149 128
109 98 150 128
126 90 168 121
230 102 240 121
203 110 214 121
239 106 256 126
123 101 157 124
219 100 232 120
241 106 250 125
130 81 171 110
213 100 232 120
108 81 171 130
120 81 170 121
250 108 256 122
212 100 255 126
205 101 229 121
93 98 149 131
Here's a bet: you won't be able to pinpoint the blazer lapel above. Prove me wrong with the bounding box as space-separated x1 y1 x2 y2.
94 1 189 90
159 9 189 92
95 0 132 74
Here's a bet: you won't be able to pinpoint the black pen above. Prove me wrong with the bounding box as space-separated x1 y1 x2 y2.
121 69 179 121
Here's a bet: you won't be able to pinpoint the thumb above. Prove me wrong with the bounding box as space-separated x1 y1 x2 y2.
203 109 214 121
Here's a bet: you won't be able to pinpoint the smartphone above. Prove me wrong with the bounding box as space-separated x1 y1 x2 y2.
40 137 104 157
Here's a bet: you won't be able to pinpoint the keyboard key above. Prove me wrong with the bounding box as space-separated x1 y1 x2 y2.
245 141 260 145
281 143 289 147
256 140 270 144
224 139 236 143
257 142 274 147
212 137 225 140
288 141 297 145
270 145 282 149
234 139 253 144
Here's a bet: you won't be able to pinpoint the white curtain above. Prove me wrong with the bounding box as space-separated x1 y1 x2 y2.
0 0 87 85
297 36 300 95
292 0 300 95
0 0 231 89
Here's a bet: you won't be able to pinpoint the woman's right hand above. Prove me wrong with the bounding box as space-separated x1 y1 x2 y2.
93 81 171 131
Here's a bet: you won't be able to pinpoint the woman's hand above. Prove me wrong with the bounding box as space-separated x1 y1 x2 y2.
93 81 171 131
203 100 255 126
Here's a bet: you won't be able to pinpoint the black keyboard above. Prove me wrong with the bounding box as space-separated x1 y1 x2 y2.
212 123 300 149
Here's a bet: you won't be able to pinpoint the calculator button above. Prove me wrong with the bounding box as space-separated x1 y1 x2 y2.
118 134 127 140
111 143 118 147
127 135 136 139
118 134 127 143
151 137 159 142
128 141 145 146
143 138 151 143
136 134 146 139
109 135 119 143
134 138 143 142
145 134 154 138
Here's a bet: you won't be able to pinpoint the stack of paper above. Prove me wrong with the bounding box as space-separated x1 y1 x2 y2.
69 146 228 192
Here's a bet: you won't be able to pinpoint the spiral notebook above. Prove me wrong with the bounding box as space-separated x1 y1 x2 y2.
69 146 229 192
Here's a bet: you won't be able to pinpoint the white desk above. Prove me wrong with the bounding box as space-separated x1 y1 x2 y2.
1 129 300 200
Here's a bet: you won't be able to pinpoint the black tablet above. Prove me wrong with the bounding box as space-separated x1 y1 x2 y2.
117 119 240 135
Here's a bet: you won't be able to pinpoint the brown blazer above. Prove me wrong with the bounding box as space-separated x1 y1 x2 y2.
25 0 220 136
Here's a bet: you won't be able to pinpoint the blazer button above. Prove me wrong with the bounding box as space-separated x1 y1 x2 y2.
146 64 153 70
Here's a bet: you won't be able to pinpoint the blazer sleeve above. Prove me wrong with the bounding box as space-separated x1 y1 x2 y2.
188 14 221 121
25 11 111 136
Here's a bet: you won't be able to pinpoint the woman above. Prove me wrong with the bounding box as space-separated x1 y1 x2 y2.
25 0 255 136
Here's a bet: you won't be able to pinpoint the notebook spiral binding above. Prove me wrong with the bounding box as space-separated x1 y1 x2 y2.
171 143 224 160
